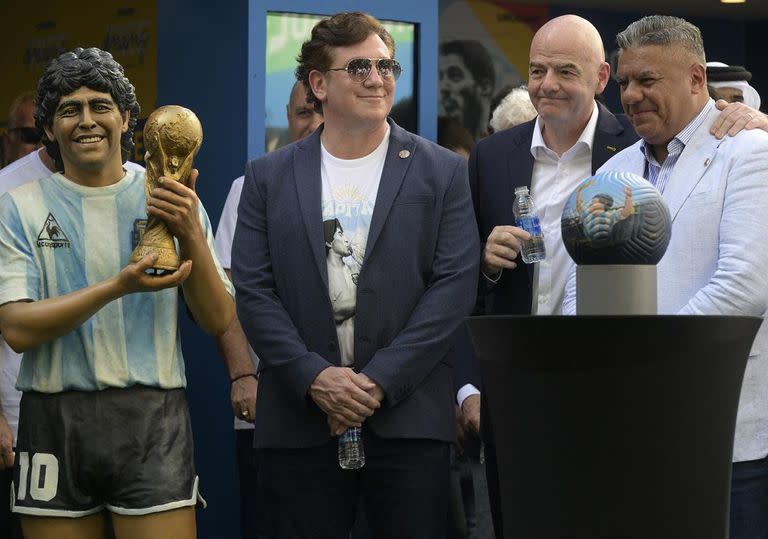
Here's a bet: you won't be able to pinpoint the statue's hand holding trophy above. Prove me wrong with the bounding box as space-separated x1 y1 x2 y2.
130 105 203 272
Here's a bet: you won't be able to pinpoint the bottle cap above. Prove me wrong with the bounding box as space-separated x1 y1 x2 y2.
514 186 529 195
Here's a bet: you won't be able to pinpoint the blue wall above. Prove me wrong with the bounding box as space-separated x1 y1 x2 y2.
158 2 438 537
157 4 249 538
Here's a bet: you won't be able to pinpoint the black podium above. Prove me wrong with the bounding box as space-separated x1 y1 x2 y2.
466 315 761 539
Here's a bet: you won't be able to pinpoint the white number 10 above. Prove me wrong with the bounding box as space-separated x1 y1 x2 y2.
17 452 59 502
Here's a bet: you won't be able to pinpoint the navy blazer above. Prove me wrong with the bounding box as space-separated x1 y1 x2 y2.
232 120 480 448
468 102 638 317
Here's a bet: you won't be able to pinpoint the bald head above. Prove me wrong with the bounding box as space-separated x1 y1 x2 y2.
527 15 610 149
286 81 323 142
532 15 606 69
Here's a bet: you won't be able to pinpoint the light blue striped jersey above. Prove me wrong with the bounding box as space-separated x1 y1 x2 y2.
0 169 232 393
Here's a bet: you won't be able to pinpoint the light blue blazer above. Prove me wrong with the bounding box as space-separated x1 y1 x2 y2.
564 102 768 461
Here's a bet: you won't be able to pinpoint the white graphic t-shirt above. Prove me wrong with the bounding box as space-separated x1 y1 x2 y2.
321 127 390 366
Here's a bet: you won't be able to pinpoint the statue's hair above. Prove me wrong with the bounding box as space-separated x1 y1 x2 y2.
35 47 140 170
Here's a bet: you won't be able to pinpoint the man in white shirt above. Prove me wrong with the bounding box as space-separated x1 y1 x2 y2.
0 102 50 539
1 92 41 169
214 80 321 538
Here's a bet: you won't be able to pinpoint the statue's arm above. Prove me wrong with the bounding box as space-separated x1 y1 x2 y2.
0 254 191 352
146 170 234 336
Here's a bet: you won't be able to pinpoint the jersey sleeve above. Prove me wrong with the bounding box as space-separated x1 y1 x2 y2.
0 193 40 306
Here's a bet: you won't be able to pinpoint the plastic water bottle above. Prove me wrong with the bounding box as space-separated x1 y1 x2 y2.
513 186 546 264
338 426 365 469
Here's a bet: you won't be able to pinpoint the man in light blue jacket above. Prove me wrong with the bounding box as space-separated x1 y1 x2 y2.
563 15 768 538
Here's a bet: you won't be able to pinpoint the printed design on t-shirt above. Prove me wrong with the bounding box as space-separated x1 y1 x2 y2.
131 219 148 250
322 185 374 268
323 217 360 326
321 145 383 365
36 213 71 249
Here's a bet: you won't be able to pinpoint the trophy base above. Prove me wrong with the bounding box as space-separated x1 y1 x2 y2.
130 244 180 272
576 264 656 315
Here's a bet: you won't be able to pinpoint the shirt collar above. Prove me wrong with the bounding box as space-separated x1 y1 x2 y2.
639 98 715 163
530 101 599 158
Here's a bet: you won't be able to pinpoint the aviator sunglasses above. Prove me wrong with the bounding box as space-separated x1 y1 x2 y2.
8 126 43 144
326 57 402 83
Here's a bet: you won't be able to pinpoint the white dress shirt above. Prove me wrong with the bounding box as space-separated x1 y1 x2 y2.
458 102 600 406
529 102 599 315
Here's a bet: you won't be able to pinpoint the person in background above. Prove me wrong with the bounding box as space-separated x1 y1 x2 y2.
214 79 322 539
706 62 762 109
488 85 537 134
1 92 42 169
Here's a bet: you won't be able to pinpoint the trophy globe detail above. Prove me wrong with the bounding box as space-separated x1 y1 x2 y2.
561 171 671 265
130 105 203 271
561 171 672 315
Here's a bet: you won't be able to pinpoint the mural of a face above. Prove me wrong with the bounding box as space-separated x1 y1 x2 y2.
439 52 487 136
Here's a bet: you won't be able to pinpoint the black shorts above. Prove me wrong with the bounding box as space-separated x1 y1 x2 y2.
11 385 202 517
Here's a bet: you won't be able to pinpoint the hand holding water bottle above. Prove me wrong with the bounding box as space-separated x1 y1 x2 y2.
512 186 546 264
483 225 532 275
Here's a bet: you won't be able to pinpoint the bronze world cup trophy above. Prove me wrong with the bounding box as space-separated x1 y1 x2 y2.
130 105 203 271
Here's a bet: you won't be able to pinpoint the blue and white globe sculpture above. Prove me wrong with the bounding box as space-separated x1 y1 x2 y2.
561 171 671 265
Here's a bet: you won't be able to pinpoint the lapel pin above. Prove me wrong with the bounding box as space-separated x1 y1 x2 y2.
606 145 617 152
399 150 410 159
704 158 710 167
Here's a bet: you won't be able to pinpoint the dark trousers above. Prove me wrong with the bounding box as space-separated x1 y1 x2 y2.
236 429 272 539
448 433 495 539
731 454 768 539
259 430 449 539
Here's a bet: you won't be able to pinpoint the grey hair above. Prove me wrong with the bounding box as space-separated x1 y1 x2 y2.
489 86 537 132
616 15 705 62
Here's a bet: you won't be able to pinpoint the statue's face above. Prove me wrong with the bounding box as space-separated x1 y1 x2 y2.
144 106 202 182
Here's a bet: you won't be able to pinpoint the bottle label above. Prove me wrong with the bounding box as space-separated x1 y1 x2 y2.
516 215 542 236
340 426 362 442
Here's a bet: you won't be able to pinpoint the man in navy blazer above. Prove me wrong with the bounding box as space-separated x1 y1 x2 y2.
232 12 479 538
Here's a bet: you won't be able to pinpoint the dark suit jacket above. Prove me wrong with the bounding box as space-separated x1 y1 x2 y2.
468 102 638 318
460 103 638 538
232 120 480 448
